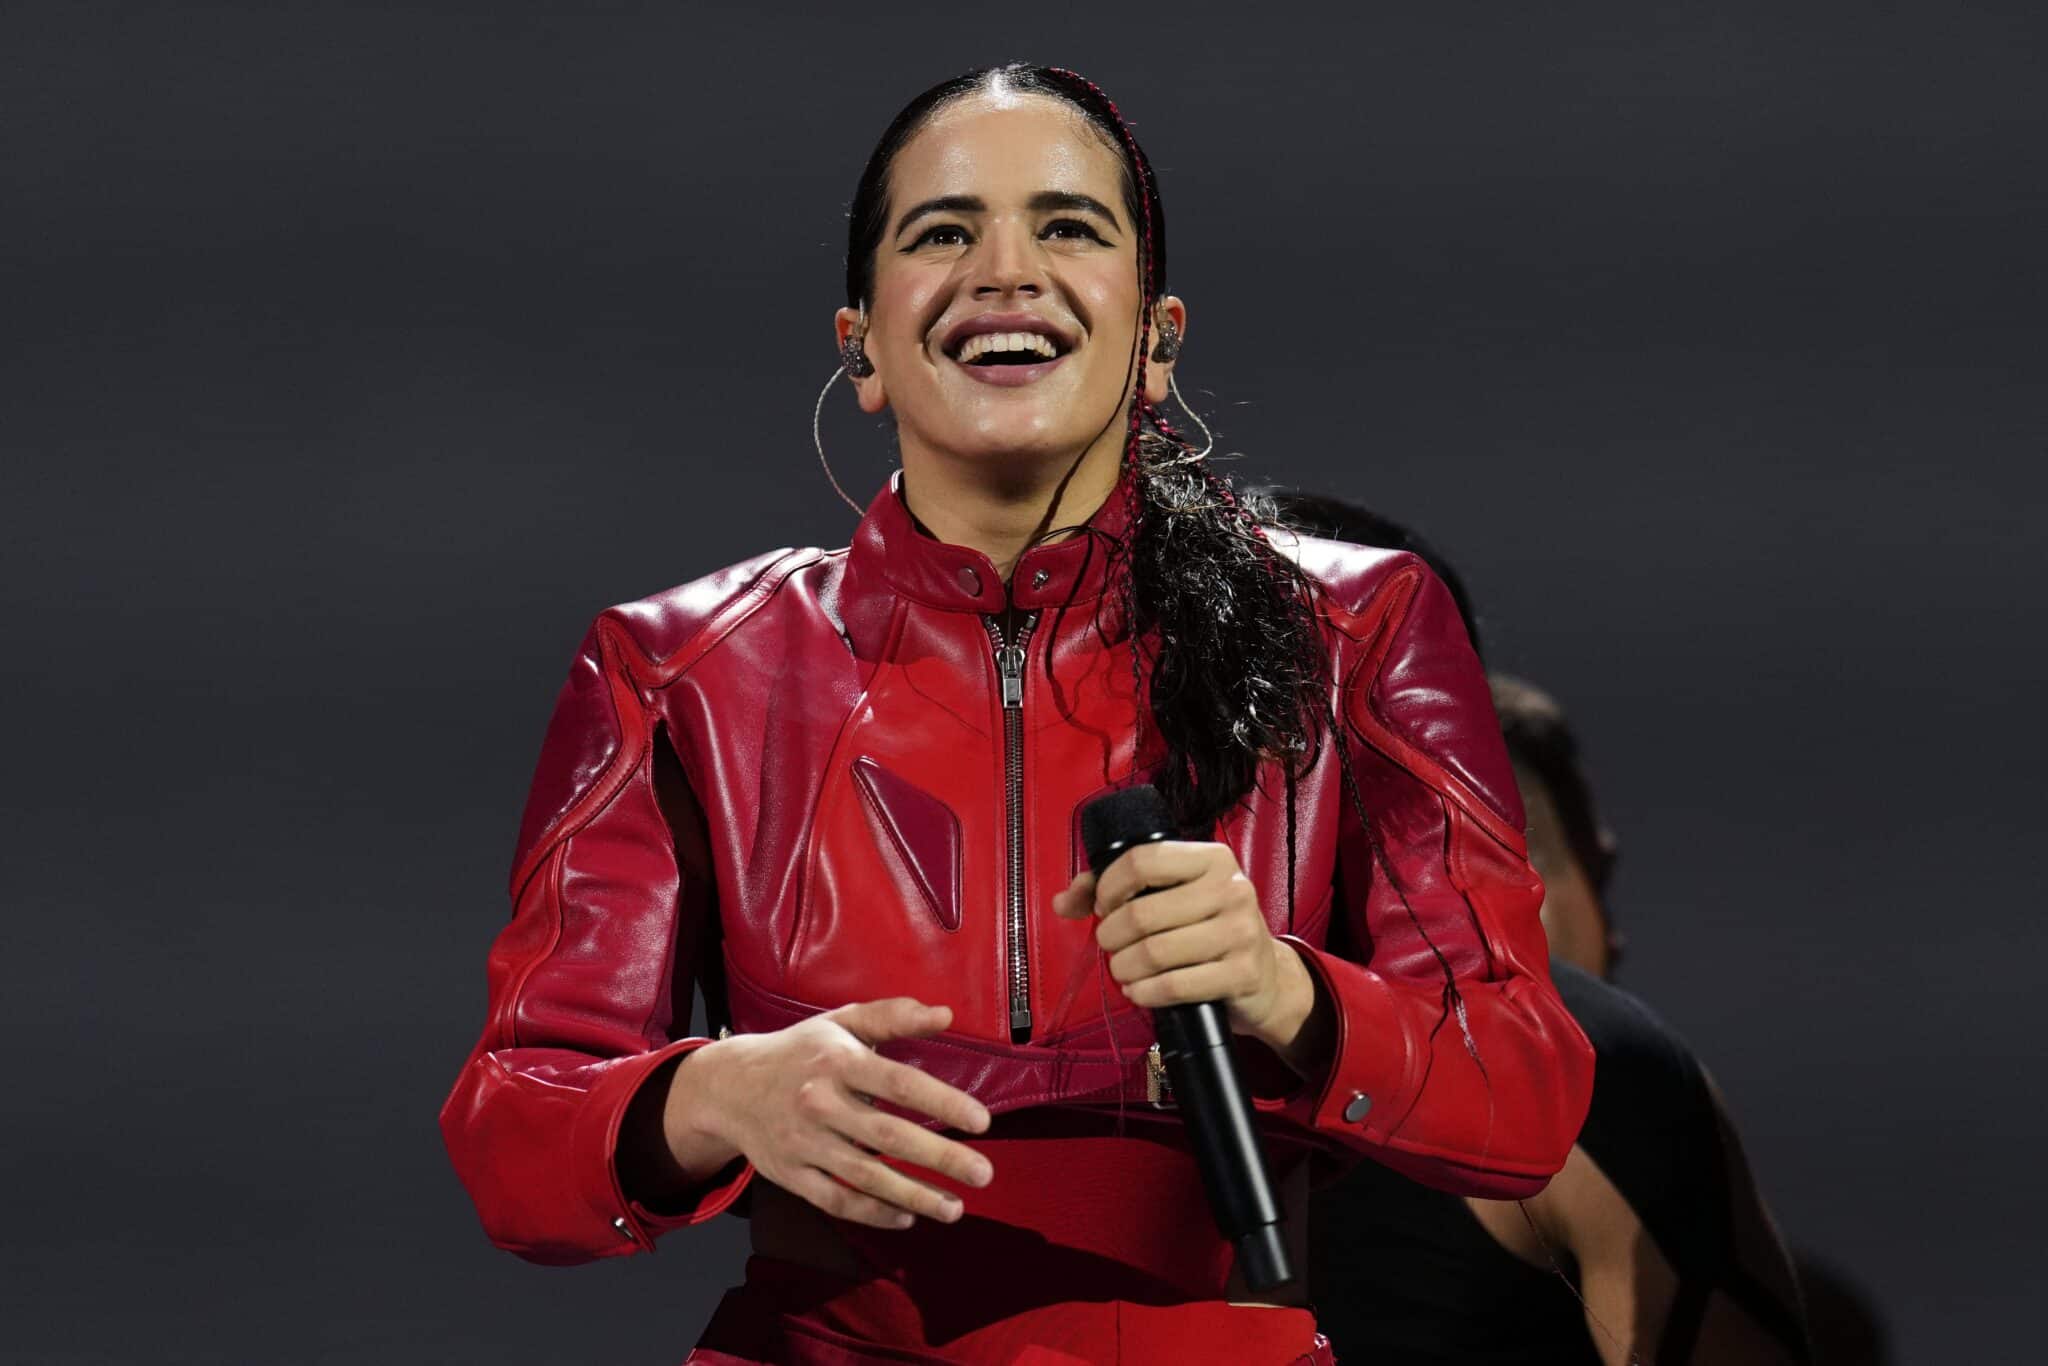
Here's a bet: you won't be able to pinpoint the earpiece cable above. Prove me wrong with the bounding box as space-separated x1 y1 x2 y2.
812 364 868 519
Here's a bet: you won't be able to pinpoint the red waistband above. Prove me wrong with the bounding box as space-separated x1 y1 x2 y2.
685 1255 1334 1366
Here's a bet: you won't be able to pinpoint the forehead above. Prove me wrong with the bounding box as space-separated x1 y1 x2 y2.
888 92 1126 216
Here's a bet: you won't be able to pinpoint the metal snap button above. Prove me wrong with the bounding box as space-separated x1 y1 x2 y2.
956 565 982 596
1342 1092 1373 1123
1031 569 1050 590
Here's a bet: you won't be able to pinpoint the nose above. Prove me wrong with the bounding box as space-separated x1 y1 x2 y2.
972 220 1043 299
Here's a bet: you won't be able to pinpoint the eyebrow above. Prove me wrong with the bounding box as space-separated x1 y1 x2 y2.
892 190 1124 239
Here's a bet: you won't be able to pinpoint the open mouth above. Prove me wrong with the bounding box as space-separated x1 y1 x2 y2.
949 331 1070 367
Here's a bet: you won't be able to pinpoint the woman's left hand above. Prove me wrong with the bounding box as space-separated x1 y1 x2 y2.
1051 840 1317 1053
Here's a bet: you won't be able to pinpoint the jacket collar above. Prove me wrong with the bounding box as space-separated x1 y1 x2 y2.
843 467 1132 616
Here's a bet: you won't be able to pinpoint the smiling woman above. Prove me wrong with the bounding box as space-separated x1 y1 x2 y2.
439 62 1595 1366
829 66 1337 843
837 93 1161 472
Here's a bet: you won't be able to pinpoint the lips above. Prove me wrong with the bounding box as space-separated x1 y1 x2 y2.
941 312 1076 357
956 330 1062 364
953 350 1067 387
938 312 1077 387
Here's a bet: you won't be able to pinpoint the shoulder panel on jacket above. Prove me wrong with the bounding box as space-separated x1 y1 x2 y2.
602 545 825 671
508 546 821 894
1267 528 1414 625
1273 530 1524 830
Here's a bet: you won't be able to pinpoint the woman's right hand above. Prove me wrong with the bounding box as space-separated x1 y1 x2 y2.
672 998 996 1229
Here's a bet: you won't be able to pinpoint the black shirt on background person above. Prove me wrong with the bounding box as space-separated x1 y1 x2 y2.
1308 957 1810 1364
1264 490 1842 1363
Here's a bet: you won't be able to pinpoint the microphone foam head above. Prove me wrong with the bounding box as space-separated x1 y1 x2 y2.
1080 785 1173 875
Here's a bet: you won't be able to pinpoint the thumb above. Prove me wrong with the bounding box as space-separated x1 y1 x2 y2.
830 996 952 1046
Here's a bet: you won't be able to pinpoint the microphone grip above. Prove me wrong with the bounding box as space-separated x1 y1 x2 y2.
1154 1001 1293 1291
1079 785 1293 1290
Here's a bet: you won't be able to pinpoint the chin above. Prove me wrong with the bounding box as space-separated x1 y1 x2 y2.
950 412 1091 465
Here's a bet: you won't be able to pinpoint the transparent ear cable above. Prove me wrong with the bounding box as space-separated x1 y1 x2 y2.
1166 370 1214 460
812 364 868 519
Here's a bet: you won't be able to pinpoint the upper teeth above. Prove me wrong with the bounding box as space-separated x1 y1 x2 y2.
957 331 1060 362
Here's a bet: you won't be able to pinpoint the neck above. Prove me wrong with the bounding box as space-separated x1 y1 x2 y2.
896 431 1128 582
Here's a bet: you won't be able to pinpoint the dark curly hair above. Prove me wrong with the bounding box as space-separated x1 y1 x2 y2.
843 63 1335 841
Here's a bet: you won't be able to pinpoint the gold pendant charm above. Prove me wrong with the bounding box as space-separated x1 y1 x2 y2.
1146 1042 1174 1109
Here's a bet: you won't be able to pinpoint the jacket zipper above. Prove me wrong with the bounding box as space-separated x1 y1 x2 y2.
985 609 1039 1043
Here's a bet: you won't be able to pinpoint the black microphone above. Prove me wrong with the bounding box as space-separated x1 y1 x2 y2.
1080 785 1293 1291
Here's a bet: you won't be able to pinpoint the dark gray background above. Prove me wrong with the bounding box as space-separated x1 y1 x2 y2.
4 2 2040 1362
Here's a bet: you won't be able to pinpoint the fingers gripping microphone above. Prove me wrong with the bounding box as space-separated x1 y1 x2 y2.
1080 785 1294 1291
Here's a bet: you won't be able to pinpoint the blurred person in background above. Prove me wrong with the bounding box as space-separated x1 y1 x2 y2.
1263 489 1831 1364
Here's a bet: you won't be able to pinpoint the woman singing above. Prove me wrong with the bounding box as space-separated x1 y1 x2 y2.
439 63 1595 1365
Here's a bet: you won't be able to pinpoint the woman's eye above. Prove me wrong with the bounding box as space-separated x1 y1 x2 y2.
1044 218 1106 242
907 220 1105 250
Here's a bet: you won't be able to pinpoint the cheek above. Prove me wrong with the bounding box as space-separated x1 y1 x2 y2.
1077 276 1143 373
1540 873 1602 948
869 273 945 361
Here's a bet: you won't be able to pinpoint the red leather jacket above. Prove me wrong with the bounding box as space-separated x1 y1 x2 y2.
439 471 1594 1270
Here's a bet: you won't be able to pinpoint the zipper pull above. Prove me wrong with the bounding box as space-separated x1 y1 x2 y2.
997 643 1025 707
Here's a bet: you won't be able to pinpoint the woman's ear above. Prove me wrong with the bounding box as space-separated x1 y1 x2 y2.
834 306 889 414
1141 295 1188 406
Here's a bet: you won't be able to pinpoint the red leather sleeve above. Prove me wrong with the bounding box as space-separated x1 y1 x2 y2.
437 614 753 1265
1275 559 1594 1198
